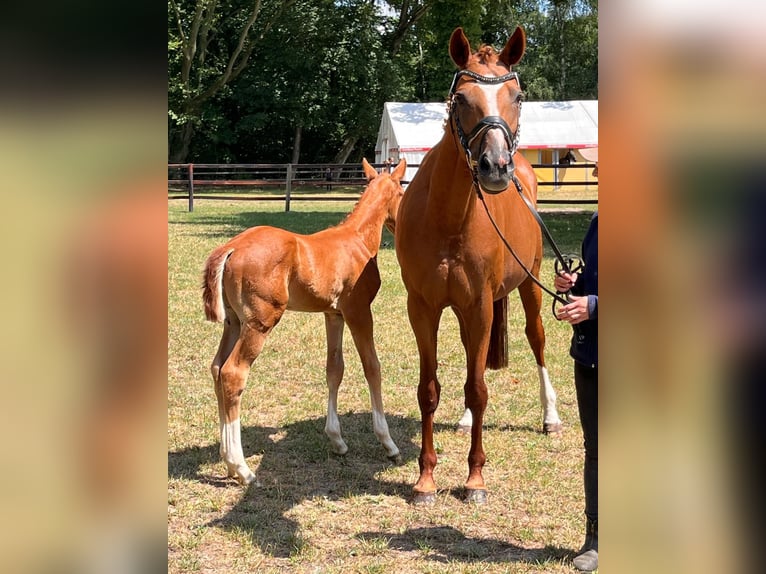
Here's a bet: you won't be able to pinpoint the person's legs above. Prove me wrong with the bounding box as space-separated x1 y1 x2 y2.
573 361 598 571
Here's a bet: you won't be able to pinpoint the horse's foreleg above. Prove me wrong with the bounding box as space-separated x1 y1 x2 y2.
218 322 271 485
407 294 442 504
456 298 493 504
518 278 563 434
324 312 348 456
345 307 400 463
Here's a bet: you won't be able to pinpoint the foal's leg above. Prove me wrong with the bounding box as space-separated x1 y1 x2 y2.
218 320 274 485
211 311 241 478
455 296 494 504
344 306 401 462
324 312 348 456
518 277 563 434
407 293 443 504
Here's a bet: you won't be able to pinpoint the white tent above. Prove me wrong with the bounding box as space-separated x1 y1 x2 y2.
518 100 598 149
374 102 448 182
375 100 598 180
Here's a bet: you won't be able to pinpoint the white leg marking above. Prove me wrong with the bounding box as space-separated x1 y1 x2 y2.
458 408 473 429
325 388 348 455
221 419 257 485
538 365 562 425
371 406 400 459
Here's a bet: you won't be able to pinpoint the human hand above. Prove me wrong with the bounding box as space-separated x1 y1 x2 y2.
554 271 578 293
555 295 590 325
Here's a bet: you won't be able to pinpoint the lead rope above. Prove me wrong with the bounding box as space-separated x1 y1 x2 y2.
474 180 571 309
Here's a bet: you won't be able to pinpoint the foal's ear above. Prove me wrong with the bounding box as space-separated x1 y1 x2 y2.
449 27 472 69
362 158 378 182
390 158 407 183
499 26 526 67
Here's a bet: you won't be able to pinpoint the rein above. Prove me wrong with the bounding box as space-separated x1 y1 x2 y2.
447 68 583 317
475 179 575 310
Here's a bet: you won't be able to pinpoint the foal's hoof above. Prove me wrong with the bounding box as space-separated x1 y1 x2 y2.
388 453 403 465
543 422 563 435
411 491 437 505
464 488 488 504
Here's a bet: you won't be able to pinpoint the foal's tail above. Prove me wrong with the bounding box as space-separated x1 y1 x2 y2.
486 296 509 370
202 247 234 322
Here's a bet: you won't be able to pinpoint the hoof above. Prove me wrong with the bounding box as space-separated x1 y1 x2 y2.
238 473 260 487
388 453 403 465
543 422 563 435
464 488 488 504
412 491 437 505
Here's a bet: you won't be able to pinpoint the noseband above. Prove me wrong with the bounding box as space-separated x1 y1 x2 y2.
447 69 522 188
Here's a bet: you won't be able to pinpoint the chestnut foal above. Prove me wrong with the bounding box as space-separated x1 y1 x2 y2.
203 159 405 485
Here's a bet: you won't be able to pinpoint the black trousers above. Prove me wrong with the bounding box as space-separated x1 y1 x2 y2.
574 361 598 522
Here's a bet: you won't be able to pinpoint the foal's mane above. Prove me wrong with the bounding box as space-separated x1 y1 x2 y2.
339 172 390 227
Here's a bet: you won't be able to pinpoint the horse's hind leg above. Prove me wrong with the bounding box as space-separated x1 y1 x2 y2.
344 307 401 462
324 312 349 456
518 277 563 434
211 310 241 478
218 319 275 485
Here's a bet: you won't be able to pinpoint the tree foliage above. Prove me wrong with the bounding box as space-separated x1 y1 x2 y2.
168 0 597 163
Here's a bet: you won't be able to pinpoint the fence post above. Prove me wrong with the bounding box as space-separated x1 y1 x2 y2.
285 163 292 212
188 163 194 212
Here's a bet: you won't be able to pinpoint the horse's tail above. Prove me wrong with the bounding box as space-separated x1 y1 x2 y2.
486 295 509 370
202 247 234 322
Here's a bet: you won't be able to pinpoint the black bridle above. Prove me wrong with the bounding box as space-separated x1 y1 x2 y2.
448 69 522 191
447 68 584 318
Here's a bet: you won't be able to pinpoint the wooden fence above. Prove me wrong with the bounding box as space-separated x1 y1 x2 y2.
168 162 597 212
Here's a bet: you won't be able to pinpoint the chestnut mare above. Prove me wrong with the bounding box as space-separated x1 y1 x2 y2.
395 27 562 504
203 159 405 485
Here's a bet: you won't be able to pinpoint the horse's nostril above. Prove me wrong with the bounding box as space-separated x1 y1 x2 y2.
479 155 491 173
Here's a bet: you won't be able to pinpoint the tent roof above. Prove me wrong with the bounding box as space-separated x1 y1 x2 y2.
519 100 598 149
378 102 447 153
376 100 598 153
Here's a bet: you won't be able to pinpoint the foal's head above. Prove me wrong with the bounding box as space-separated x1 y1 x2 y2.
362 158 406 233
448 27 526 193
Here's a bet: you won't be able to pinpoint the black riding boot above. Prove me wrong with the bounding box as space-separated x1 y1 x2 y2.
573 517 598 572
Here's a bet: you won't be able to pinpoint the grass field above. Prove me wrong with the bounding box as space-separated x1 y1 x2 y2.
168 197 596 573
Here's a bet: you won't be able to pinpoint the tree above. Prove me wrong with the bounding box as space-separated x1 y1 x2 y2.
168 0 296 162
167 0 597 163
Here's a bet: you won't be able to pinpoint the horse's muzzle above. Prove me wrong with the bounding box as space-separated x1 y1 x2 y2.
477 145 513 194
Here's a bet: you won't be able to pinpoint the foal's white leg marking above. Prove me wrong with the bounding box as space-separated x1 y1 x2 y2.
325 383 348 455
367 380 400 459
458 408 473 429
538 365 562 426
221 419 258 485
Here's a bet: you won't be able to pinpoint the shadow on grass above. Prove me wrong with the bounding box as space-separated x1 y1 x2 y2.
172 208 591 254
168 412 568 564
356 525 570 565
170 209 398 249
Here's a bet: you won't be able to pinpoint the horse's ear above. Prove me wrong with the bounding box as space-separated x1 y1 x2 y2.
449 27 472 69
362 158 378 182
390 158 407 183
499 26 526 67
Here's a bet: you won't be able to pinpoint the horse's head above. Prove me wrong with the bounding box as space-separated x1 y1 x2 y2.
448 27 526 194
362 158 406 233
